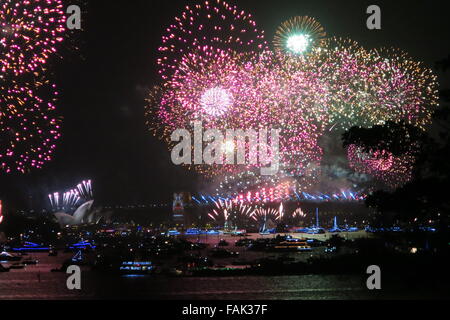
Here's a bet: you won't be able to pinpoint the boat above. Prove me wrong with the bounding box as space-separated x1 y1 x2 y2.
230 227 247 236
70 250 88 265
273 239 312 252
306 227 326 234
67 241 96 251
167 229 181 236
291 228 310 233
119 261 154 275
328 217 343 233
185 228 201 235
209 264 249 271
11 241 50 252
259 221 276 235
0 251 22 262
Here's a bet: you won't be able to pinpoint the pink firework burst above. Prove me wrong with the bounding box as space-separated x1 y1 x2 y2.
347 144 416 188
200 86 233 117
162 46 260 127
0 0 66 75
157 0 268 81
0 77 61 173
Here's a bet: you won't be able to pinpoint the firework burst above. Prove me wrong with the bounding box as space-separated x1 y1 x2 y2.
161 46 260 127
157 0 267 81
0 77 61 173
0 0 66 75
292 207 306 219
347 144 416 188
306 38 439 131
274 16 326 55
216 169 321 202
208 199 254 229
250 206 280 223
307 38 372 131
147 49 327 179
149 6 439 193
365 48 439 129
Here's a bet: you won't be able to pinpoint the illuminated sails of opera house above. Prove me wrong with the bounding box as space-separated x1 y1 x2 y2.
54 200 108 226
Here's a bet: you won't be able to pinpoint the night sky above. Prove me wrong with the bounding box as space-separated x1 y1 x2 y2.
1 0 449 210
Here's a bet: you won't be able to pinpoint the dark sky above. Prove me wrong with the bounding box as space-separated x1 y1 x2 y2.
1 0 450 210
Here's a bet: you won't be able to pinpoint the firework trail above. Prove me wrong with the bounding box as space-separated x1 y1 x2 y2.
208 199 254 229
48 180 93 212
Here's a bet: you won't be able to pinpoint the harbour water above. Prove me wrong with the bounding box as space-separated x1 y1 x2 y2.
1 253 446 300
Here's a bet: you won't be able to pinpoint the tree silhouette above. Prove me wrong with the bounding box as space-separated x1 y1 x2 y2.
342 56 450 232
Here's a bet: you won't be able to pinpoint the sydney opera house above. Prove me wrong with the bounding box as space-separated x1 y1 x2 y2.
54 201 112 226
